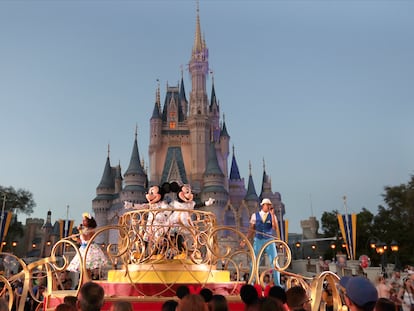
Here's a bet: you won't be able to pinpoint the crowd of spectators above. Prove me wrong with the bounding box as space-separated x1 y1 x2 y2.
8 268 412 311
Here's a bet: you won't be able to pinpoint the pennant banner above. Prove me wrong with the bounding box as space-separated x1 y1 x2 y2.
59 219 75 239
337 213 357 260
0 211 13 251
283 220 289 243
278 219 289 243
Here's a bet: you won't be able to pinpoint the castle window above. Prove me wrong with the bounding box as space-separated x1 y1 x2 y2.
169 121 176 129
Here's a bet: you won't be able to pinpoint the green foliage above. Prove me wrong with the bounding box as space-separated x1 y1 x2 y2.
0 185 35 215
373 175 414 266
354 208 375 258
320 210 340 238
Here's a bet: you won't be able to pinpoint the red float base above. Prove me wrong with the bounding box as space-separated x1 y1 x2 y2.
45 282 245 311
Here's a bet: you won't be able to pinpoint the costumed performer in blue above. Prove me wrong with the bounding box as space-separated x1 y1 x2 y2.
67 212 108 280
240 198 281 286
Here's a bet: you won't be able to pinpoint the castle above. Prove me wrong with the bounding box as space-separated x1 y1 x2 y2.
91 7 286 245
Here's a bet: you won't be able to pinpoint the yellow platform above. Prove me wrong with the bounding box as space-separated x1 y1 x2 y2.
108 260 230 283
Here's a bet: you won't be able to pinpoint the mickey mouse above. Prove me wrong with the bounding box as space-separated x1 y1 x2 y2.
143 182 172 246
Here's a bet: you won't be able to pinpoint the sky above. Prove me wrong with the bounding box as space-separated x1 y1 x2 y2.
0 0 413 233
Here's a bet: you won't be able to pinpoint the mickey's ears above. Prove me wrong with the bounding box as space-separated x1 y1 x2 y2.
169 181 180 193
160 182 171 194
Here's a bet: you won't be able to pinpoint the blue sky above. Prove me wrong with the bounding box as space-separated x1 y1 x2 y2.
0 1 413 233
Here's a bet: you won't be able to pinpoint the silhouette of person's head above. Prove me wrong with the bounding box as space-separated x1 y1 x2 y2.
77 282 105 311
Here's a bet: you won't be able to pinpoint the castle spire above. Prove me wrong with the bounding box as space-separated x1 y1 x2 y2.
125 128 145 176
245 161 258 202
97 153 114 190
193 1 203 55
229 145 241 180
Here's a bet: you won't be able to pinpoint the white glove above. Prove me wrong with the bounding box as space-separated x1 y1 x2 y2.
205 198 215 206
124 201 133 209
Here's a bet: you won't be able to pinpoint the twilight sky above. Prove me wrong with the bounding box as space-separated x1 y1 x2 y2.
0 0 413 233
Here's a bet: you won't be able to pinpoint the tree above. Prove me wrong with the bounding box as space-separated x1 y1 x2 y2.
354 208 374 258
373 175 414 266
0 186 35 246
0 185 35 215
320 210 340 238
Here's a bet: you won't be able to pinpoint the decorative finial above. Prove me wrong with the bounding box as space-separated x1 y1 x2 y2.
210 70 214 84
263 158 266 171
223 113 225 123
135 124 138 140
249 161 252 175
107 143 110 158
156 79 160 106
180 65 184 79
232 144 235 155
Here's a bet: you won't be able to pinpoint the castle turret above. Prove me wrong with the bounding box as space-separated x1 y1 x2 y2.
122 129 147 203
93 147 115 231
219 115 230 190
244 162 259 214
228 146 246 209
179 74 188 118
114 162 123 194
210 79 220 142
202 141 228 222
40 210 54 257
259 159 286 220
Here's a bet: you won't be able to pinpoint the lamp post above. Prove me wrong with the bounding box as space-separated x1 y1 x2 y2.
369 239 377 250
390 240 399 270
330 241 337 261
365 237 380 266
311 244 317 258
375 241 387 274
295 241 302 259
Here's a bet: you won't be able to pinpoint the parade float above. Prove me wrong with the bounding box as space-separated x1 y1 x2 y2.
0 208 343 311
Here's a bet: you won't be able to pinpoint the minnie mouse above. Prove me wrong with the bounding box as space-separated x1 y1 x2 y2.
168 182 214 256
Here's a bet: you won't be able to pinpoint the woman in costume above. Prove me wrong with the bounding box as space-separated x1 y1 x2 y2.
67 213 107 280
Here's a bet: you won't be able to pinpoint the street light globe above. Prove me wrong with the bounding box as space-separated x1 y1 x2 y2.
390 240 399 252
375 241 386 254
